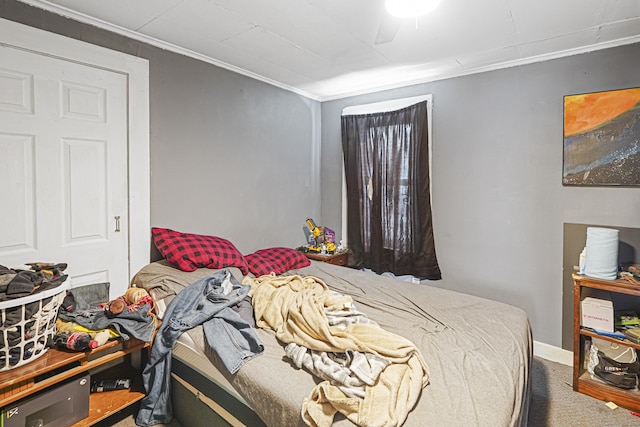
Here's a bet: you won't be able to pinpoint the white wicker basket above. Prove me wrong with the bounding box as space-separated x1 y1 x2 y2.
0 281 69 371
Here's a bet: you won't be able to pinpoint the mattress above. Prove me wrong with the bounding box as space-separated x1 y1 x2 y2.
132 260 532 427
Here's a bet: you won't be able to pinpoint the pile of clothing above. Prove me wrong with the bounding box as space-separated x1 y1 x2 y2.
0 262 68 301
58 283 158 344
0 263 69 368
247 273 429 427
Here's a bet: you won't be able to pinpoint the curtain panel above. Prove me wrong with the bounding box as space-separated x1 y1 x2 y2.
341 101 441 279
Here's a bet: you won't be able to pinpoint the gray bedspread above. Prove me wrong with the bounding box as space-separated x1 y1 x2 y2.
132 260 531 427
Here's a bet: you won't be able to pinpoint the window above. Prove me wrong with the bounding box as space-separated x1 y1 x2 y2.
341 96 440 279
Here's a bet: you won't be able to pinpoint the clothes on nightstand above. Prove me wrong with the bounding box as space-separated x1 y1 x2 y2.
58 283 157 343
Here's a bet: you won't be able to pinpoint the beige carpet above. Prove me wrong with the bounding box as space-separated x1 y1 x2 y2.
528 356 639 427
97 356 640 427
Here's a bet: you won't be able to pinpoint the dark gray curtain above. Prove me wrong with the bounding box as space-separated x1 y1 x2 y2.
341 101 441 279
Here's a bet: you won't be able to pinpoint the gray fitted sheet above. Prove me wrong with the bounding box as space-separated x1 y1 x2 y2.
132 260 531 427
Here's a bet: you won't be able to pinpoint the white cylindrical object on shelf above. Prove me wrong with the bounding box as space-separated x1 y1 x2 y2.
579 246 586 273
583 227 619 280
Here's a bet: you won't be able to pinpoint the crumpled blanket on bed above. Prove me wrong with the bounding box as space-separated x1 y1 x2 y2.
132 260 531 427
246 273 428 427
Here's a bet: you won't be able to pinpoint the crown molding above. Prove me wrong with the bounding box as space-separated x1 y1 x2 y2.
15 0 321 101
16 0 640 102
319 34 640 101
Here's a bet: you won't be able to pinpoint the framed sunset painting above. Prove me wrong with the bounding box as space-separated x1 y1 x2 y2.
563 87 640 186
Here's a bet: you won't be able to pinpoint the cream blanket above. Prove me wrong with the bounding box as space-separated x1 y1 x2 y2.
245 274 429 427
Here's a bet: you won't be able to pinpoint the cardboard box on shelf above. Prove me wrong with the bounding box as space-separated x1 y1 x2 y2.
581 297 614 332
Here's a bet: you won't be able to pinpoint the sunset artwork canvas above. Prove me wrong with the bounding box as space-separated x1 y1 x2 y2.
563 87 640 185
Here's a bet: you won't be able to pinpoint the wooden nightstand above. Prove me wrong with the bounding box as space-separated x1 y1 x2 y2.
304 251 349 266
0 337 151 426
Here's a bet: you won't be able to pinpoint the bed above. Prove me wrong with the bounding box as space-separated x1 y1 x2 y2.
131 256 532 427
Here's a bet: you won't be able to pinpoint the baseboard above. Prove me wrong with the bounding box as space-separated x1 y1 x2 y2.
533 340 573 366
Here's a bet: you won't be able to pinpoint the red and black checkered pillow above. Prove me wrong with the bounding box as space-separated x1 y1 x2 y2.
152 227 249 275
245 247 310 277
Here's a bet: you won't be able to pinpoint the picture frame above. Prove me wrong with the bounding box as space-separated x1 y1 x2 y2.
563 87 640 186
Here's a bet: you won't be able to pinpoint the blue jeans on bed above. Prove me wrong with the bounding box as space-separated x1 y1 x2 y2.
135 269 264 427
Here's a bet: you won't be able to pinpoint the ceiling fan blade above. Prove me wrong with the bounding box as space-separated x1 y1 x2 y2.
375 14 402 45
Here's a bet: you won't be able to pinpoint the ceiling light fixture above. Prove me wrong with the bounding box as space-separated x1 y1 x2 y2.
385 0 441 18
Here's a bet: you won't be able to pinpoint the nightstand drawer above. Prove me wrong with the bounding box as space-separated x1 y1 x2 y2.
326 252 348 266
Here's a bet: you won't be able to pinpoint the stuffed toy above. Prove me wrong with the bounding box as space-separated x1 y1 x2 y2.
102 287 154 317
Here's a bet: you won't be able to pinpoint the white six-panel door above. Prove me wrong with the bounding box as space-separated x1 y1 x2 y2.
0 44 129 295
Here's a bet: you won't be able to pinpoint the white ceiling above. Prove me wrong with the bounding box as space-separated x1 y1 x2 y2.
17 0 640 101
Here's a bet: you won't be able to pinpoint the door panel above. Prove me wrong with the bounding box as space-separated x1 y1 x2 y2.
0 68 34 114
0 45 129 297
64 138 108 242
0 133 36 252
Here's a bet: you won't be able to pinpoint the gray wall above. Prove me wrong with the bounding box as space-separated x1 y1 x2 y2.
0 0 322 255
147 52 321 253
321 43 640 348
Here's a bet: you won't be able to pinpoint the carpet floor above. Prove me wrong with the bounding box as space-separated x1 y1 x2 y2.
528 356 639 427
95 356 640 426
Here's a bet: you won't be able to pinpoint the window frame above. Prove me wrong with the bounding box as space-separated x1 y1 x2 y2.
340 94 433 248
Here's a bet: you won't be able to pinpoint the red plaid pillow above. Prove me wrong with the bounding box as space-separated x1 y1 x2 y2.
152 227 248 275
245 247 310 277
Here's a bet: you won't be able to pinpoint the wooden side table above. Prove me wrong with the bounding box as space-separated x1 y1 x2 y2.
304 251 349 266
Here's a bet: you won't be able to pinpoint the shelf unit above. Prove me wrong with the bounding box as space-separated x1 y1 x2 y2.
0 338 150 426
573 273 640 411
